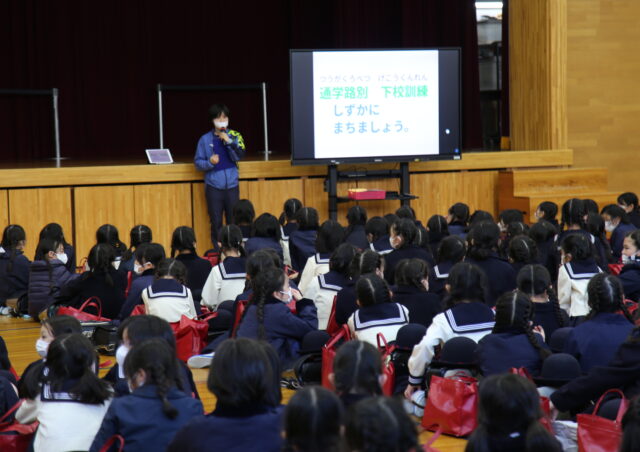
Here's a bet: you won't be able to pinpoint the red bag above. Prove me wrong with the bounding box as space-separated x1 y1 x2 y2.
509 367 554 433
231 299 249 338
421 375 479 437
130 304 146 316
57 297 111 322
98 435 125 452
577 389 629 452
321 325 351 390
124 271 133 298
609 263 623 275
170 313 218 362
325 295 340 336
376 333 396 396
0 401 39 452
422 427 443 452
204 251 220 267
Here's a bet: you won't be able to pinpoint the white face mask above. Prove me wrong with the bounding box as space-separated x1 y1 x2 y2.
214 120 228 129
389 236 401 249
279 288 293 303
605 221 616 233
133 263 143 275
56 252 68 264
116 344 130 379
622 254 637 264
35 339 49 358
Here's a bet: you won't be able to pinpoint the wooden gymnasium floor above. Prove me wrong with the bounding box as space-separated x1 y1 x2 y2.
0 316 466 451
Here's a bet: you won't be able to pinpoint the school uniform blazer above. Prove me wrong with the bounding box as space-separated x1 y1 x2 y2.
384 245 435 285
370 235 394 255
279 223 298 268
176 253 213 302
407 302 495 385
557 259 602 317
303 270 349 330
236 297 318 367
335 280 358 326
427 261 454 301
298 253 330 294
345 225 369 250
619 261 640 302
200 256 247 311
244 236 284 263
467 252 517 307
142 279 197 323
27 259 79 317
118 270 155 319
288 229 317 274
551 328 640 413
90 385 203 452
168 404 284 452
347 302 410 346
532 301 569 344
476 331 547 377
392 285 443 328
610 223 637 260
0 249 30 303
563 312 634 373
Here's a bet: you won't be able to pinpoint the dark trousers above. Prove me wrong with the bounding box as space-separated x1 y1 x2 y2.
205 184 239 246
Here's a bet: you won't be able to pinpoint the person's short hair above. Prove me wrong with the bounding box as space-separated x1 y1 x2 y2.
208 103 229 121
316 220 345 254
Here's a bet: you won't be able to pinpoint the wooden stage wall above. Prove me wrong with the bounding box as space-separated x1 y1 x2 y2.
0 150 572 260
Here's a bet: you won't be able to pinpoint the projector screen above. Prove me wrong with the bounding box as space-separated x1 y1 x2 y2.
290 48 461 165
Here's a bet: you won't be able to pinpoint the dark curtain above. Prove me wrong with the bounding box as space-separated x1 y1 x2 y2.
0 0 480 163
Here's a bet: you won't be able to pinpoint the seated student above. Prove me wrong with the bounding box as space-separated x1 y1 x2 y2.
466 374 562 452
557 233 603 320
344 205 368 250
170 226 211 303
346 397 419 452
335 250 384 326
237 267 318 368
331 340 383 408
530 219 559 281
19 334 112 451
383 218 434 285
466 221 517 307
232 199 255 241
279 198 303 268
105 315 199 398
586 212 613 267
55 243 127 319
120 224 152 272
428 235 466 301
517 264 568 343
245 213 284 263
563 273 634 372
289 207 320 275
584 199 600 215
554 198 605 265
282 386 343 452
0 224 30 316
90 338 203 452
169 338 284 452
620 230 640 301
304 243 356 330
201 225 247 311
508 235 538 275
392 259 442 328
469 209 495 228
347 273 409 346
602 204 637 260
405 263 495 397
298 220 345 293
498 209 525 232
425 214 449 259
118 242 166 319
446 202 470 238
142 259 197 322
28 237 79 318
621 396 640 452
535 201 560 230
0 374 18 420
96 224 128 269
35 223 76 273
618 192 640 228
476 291 550 377
365 216 393 256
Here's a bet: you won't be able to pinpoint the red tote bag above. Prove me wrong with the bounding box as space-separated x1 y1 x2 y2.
321 325 351 390
98 435 124 452
376 333 396 396
171 313 218 362
421 375 479 437
577 389 628 452
325 295 340 336
0 401 39 452
57 297 111 322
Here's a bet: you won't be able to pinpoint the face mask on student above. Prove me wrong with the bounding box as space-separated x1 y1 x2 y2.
133 263 143 275
116 344 130 379
214 120 229 129
605 221 616 233
279 288 293 303
35 339 49 358
56 252 68 264
622 254 638 264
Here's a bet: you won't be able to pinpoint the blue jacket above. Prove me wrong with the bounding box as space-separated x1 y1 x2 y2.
244 237 284 263
194 130 245 189
0 249 30 304
392 285 443 328
619 261 640 302
90 385 203 452
288 229 317 273
467 252 517 307
563 312 634 372
383 244 435 285
118 269 155 319
168 404 284 452
237 297 318 367
476 331 548 377
610 223 637 260
27 259 78 317
531 301 569 344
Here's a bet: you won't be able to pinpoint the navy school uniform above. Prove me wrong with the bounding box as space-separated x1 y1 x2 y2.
531 301 569 344
0 375 19 419
476 331 548 376
118 268 155 319
536 235 559 282
383 244 435 285
238 225 252 242
610 222 637 260
427 261 453 301
244 236 284 263
344 225 369 250
555 229 609 269
370 235 394 255
467 252 517 307
392 285 443 328
448 222 467 239
563 312 634 373
629 211 640 229
619 261 640 302
90 384 203 452
168 404 284 452
0 249 30 305
176 253 213 302
281 223 298 238
335 280 357 326
288 229 317 274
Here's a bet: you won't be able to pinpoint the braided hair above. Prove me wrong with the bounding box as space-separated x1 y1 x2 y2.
249 267 286 340
219 224 245 257
333 340 382 396
1 224 26 273
356 273 392 307
123 338 181 419
517 264 566 328
279 198 303 226
123 225 152 262
493 291 551 360
586 273 633 322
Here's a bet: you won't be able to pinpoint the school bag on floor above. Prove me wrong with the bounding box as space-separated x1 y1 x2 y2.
421 373 479 437
576 389 628 452
0 401 38 452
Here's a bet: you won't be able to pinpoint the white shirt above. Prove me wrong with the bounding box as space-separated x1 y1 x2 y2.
142 284 197 323
200 264 247 311
557 262 602 317
347 303 410 346
298 254 330 293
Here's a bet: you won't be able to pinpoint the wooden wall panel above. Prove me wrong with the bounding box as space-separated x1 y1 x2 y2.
74 186 135 262
133 184 193 257
191 183 213 253
0 190 8 230
510 0 567 150
8 188 73 260
246 179 305 218
567 0 640 194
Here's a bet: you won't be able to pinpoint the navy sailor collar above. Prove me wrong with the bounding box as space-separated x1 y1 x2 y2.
219 256 247 279
314 253 331 265
445 302 495 333
433 261 453 279
318 271 349 291
563 259 601 280
353 303 408 331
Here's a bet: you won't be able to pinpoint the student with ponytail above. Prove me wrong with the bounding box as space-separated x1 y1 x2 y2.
619 229 640 301
428 235 466 301
245 213 284 263
475 291 550 376
517 264 568 342
466 374 562 452
96 224 128 268
90 338 203 452
426 214 450 259
0 224 30 315
36 223 76 273
344 205 369 250
288 207 320 274
331 340 383 408
392 258 442 328
507 235 538 275
142 258 198 322
171 226 211 303
447 202 470 238
118 242 166 318
121 225 152 272
279 198 303 267
563 273 634 372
